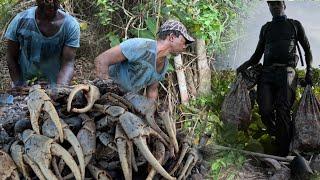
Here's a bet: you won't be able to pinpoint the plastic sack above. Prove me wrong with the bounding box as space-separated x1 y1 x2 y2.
291 85 320 152
241 63 262 90
221 74 251 130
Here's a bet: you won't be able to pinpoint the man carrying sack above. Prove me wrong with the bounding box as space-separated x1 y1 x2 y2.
236 1 313 156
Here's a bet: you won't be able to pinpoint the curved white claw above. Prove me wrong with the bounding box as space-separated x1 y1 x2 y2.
51 143 82 180
67 84 100 113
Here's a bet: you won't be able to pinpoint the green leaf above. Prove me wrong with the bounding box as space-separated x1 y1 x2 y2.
108 33 121 47
167 62 174 72
145 17 157 36
130 29 155 39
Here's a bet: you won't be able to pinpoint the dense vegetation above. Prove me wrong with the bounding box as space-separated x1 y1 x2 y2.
184 69 320 178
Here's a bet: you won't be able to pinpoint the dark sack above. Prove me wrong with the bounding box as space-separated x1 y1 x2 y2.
221 74 251 130
291 85 320 152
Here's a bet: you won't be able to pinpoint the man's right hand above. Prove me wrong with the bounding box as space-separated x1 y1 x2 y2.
305 69 313 86
236 64 248 75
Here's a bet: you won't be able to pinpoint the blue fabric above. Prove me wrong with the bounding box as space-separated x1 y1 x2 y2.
109 38 168 92
4 7 80 83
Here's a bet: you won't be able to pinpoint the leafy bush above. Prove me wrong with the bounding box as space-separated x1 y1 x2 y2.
0 0 17 29
94 0 257 54
163 0 256 54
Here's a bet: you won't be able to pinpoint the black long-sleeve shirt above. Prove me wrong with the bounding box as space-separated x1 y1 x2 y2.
241 17 312 70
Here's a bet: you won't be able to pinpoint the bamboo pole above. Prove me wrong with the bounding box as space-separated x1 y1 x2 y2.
174 54 189 105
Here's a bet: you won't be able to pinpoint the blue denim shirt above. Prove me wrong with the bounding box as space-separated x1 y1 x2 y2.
109 38 168 92
4 7 80 84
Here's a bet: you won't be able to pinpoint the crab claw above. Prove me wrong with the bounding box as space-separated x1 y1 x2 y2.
67 84 100 113
10 141 31 179
170 134 192 175
0 149 20 180
177 148 200 180
58 114 96 179
159 110 179 153
42 119 86 180
124 93 171 145
77 114 96 166
27 85 64 142
88 163 112 180
135 137 176 180
21 129 82 180
51 157 63 180
115 124 133 180
146 140 166 180
101 92 134 111
119 112 176 180
98 132 117 152
23 155 46 180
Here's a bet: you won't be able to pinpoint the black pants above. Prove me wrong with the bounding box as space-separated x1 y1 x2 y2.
257 66 297 156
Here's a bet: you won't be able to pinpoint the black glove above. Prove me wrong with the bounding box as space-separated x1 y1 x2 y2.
236 64 248 75
305 69 313 86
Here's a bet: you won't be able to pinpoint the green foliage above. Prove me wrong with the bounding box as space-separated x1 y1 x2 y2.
211 151 245 179
0 0 17 28
95 0 158 46
93 0 255 54
183 69 320 177
95 0 119 26
107 32 121 47
162 0 255 54
130 17 158 39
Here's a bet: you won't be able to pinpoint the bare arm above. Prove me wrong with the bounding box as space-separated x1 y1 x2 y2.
56 46 76 85
6 40 23 86
95 45 126 79
146 82 159 101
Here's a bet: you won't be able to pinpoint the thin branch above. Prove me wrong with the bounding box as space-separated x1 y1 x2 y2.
125 16 136 39
156 0 162 33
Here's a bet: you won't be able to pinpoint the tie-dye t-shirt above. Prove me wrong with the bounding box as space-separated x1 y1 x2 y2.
4 7 80 83
109 38 168 92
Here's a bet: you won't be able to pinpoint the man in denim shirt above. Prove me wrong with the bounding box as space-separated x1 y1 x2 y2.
95 20 194 100
5 0 80 87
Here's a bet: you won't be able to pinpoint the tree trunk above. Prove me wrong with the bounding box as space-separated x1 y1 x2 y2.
174 54 189 105
196 39 212 95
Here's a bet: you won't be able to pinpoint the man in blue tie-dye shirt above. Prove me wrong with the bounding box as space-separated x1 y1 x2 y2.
4 0 80 87
95 20 194 100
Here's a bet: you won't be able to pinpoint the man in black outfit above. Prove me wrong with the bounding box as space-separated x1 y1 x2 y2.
237 1 313 156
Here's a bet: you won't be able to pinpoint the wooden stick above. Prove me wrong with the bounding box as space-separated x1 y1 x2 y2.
201 144 295 162
174 54 189 105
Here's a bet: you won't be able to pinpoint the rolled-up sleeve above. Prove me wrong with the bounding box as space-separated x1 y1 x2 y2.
120 39 148 63
65 17 80 48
